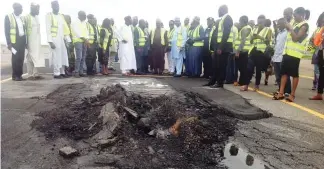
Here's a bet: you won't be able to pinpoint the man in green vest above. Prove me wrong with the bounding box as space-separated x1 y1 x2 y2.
85 14 98 75
134 19 148 74
207 5 233 88
71 11 89 78
185 16 204 77
4 3 26 81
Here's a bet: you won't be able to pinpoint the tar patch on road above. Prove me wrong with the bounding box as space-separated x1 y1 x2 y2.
31 83 241 168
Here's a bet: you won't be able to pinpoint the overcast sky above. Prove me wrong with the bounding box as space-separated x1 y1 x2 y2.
0 0 322 44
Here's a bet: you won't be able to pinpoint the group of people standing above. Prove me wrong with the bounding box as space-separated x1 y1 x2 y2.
4 1 324 102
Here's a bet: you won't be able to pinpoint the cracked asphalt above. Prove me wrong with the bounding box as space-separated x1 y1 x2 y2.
1 74 324 169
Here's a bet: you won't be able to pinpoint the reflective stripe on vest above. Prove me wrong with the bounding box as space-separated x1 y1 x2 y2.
102 28 111 51
8 14 17 44
192 25 203 47
72 21 88 43
284 21 308 59
234 25 252 52
231 26 238 48
151 28 166 45
217 14 233 43
251 27 270 53
86 22 95 44
48 13 70 37
136 27 146 47
167 28 175 46
97 25 102 47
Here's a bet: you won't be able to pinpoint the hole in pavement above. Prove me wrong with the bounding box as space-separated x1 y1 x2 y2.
222 143 271 169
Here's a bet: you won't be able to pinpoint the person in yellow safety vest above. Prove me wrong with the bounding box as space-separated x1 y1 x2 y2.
234 16 252 91
63 15 75 75
246 15 272 91
202 17 215 79
46 0 71 79
71 11 89 78
283 7 295 26
172 17 187 77
99 18 113 75
134 19 149 74
184 18 190 31
206 5 234 88
4 3 26 81
149 19 168 75
185 16 204 78
273 7 309 102
25 3 45 80
166 20 175 75
248 20 256 29
225 22 239 84
109 18 118 69
85 14 98 76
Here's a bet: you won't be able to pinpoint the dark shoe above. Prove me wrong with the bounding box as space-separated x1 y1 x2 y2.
18 77 26 81
203 82 214 86
173 74 182 77
54 75 63 79
60 74 69 78
210 84 223 88
80 74 87 77
108 68 115 71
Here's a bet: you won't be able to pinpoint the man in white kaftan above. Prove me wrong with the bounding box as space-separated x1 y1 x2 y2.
25 3 45 80
114 16 136 74
46 1 71 78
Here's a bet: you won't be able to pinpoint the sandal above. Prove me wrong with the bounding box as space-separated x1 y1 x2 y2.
240 86 248 91
273 93 285 100
285 95 295 102
309 95 323 100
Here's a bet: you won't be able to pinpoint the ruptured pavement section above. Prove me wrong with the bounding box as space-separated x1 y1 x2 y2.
1 75 324 169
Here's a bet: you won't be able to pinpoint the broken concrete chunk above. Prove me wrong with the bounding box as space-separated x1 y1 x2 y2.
98 137 117 148
99 102 115 125
59 146 79 158
137 117 151 128
148 130 156 136
156 129 171 139
124 107 139 118
148 146 155 154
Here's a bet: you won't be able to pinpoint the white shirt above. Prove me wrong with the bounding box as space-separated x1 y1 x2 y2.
13 14 25 36
272 29 288 62
71 19 89 39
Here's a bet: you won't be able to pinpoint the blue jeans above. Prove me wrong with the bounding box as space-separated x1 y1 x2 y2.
74 42 87 75
273 62 291 94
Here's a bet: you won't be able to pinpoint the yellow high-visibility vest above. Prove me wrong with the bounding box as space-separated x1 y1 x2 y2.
176 26 186 47
102 28 111 51
284 21 309 59
47 13 70 37
24 14 33 37
234 25 252 52
71 20 88 43
86 22 95 44
7 13 19 44
167 28 175 46
217 14 234 43
136 26 146 47
192 25 203 47
151 28 166 45
250 27 270 53
231 26 239 48
97 25 102 47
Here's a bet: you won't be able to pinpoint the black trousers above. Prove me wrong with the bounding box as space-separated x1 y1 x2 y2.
247 49 265 86
86 44 97 74
202 47 212 77
210 52 230 86
12 35 26 79
236 52 249 85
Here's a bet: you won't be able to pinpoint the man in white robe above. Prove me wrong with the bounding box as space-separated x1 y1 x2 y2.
25 3 45 80
114 16 136 75
46 0 71 79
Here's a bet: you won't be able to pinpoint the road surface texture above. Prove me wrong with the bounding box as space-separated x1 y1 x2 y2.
1 55 324 169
